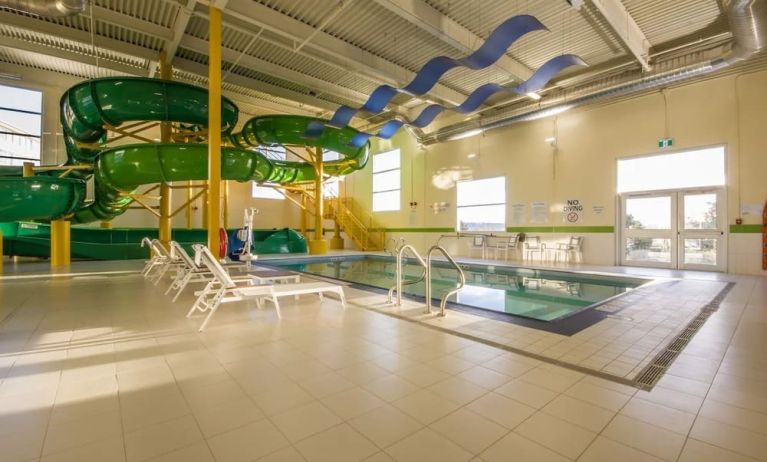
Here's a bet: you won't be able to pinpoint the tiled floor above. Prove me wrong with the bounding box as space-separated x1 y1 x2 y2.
0 260 766 461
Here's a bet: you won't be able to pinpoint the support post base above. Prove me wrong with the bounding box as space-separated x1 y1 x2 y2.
330 236 344 250
309 239 328 255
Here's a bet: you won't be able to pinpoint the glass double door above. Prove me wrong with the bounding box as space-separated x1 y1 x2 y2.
621 189 726 271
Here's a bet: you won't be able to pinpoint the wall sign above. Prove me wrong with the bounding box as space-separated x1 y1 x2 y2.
563 199 583 223
592 205 605 216
511 203 526 225
531 202 549 224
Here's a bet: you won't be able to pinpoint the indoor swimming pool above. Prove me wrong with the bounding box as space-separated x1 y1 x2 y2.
264 255 648 322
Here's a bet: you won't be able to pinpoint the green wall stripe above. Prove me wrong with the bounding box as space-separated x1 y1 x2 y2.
379 226 615 233
729 224 763 233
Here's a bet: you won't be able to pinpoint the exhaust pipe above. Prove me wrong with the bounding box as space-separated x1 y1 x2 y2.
0 0 87 17
431 0 767 144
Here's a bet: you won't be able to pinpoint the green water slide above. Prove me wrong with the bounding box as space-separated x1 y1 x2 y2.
1 77 369 225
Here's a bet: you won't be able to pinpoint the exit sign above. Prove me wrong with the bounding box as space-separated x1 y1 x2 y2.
658 138 674 148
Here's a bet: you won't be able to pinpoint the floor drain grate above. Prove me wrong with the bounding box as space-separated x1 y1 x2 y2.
634 282 734 390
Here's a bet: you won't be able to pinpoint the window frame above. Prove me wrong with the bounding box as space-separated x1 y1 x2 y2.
372 149 401 212
0 83 43 166
455 176 507 232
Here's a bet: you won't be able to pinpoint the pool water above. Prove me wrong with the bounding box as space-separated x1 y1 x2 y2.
266 256 646 322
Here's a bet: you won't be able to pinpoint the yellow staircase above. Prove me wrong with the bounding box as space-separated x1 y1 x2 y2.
325 197 386 251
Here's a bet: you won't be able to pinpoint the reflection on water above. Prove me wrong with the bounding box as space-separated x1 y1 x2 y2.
269 257 644 322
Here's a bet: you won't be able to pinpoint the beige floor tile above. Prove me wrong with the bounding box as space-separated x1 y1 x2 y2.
620 397 695 434
336 363 392 385
495 379 558 409
427 377 487 405
321 387 385 420
699 398 767 435
392 389 461 425
466 392 535 429
425 355 476 375
0 424 46 462
457 366 511 389
564 380 632 412
385 428 472 462
634 386 703 414
542 395 615 432
120 387 191 432
191 396 264 437
271 402 343 442
430 408 508 453
515 412 597 459
124 414 203 462
362 374 420 402
348 404 423 448
579 436 664 462
207 419 290 462
143 441 214 462
480 432 569 462
480 355 538 378
180 377 249 412
42 409 123 455
251 382 316 416
39 436 125 462
395 365 451 387
295 423 378 462
363 452 396 462
689 416 767 461
299 372 357 398
518 366 583 393
677 438 761 462
256 446 306 462
116 364 176 393
603 415 686 461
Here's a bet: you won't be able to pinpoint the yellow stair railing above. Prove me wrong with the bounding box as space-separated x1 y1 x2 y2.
325 197 386 250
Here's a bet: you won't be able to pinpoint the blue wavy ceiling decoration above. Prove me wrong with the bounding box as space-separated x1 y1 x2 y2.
347 54 587 148
304 14 547 138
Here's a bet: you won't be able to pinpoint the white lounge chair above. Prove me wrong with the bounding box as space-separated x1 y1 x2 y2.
141 238 181 283
187 244 345 331
165 241 299 302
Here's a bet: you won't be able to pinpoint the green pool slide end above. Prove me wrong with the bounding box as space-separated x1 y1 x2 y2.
0 77 369 225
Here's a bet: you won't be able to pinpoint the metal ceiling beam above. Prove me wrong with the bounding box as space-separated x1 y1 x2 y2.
588 0 652 71
371 0 534 82
164 0 197 63
173 58 335 113
179 34 374 106
84 5 174 42
220 0 468 106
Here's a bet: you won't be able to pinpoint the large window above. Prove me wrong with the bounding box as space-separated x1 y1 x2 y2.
372 149 400 212
0 84 42 166
617 146 725 193
252 145 287 200
456 176 506 232
323 150 340 199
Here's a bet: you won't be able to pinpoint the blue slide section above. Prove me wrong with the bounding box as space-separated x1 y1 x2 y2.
304 14 547 138
349 54 587 147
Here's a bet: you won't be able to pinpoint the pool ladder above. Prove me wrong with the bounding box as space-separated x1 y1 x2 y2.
387 243 466 316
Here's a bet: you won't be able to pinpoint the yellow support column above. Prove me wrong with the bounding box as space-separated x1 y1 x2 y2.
50 219 71 268
158 52 173 248
206 5 222 253
330 221 344 249
186 181 193 229
300 193 307 237
100 221 112 229
309 146 328 254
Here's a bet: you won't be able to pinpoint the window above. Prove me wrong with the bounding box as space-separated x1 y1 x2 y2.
372 149 400 212
0 84 42 166
617 146 725 193
323 150 340 199
456 176 506 232
252 145 287 200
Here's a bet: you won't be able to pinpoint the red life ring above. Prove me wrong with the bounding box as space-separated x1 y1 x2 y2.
219 227 228 259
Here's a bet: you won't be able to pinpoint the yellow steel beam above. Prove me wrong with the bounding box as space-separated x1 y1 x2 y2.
159 51 173 248
171 188 207 218
50 219 71 267
207 5 223 252
309 146 327 255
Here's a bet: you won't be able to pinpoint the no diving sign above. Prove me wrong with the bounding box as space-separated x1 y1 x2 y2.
563 199 583 224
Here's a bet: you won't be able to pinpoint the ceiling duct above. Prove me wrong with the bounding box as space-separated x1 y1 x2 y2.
0 0 86 17
428 0 767 144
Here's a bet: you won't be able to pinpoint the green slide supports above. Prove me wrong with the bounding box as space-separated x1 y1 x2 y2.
0 77 369 227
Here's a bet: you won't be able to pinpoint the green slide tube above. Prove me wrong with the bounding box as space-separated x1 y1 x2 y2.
1 77 370 225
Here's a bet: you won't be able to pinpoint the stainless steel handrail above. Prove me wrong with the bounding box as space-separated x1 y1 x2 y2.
426 245 467 316
387 244 427 305
385 237 406 256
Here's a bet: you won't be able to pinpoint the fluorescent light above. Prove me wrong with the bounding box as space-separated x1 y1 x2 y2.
544 137 556 143
467 152 478 159
446 128 483 141
526 92 542 100
525 105 573 121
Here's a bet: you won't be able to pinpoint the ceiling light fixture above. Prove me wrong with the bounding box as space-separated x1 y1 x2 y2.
526 92 542 100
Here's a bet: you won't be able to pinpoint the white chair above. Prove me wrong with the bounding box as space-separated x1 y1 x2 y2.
469 235 487 259
554 236 583 263
140 237 163 277
165 241 251 301
148 239 187 285
187 244 345 331
491 234 519 260
524 236 545 261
